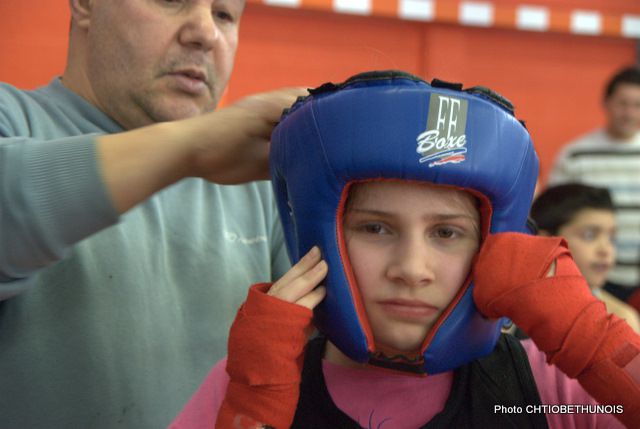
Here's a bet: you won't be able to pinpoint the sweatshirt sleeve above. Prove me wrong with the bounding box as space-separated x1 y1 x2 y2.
0 135 119 295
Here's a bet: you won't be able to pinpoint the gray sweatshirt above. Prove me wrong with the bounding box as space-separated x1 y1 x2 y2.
0 79 289 428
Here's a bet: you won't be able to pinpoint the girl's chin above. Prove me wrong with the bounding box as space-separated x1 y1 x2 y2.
376 337 425 354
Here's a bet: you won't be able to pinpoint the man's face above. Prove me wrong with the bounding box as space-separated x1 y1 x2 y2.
604 83 640 140
84 0 243 129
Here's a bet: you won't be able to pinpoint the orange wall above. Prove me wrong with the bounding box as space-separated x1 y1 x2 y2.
488 0 640 15
0 1 70 88
1 3 637 181
418 23 636 181
229 5 637 181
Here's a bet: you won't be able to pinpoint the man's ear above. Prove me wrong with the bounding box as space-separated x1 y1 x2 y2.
69 0 94 30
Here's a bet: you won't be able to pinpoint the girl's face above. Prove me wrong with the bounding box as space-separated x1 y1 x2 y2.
343 181 481 353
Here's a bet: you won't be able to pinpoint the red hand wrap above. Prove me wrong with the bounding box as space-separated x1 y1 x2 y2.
473 233 640 428
215 283 313 429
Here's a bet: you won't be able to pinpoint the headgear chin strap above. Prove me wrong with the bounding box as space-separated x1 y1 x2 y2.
270 70 539 375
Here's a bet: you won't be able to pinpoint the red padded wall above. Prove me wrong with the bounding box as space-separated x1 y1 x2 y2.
0 3 637 180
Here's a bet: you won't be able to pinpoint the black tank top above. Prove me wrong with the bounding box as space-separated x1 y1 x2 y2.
291 334 549 429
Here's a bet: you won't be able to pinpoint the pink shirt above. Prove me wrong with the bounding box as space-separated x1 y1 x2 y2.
170 339 624 429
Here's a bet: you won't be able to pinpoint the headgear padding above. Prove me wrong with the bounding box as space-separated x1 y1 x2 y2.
270 70 538 374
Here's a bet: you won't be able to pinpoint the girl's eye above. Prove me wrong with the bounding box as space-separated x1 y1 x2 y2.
363 223 387 235
434 227 457 239
158 0 184 8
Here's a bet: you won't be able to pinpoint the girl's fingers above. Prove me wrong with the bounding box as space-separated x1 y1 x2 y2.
271 246 321 291
295 286 327 310
269 256 328 303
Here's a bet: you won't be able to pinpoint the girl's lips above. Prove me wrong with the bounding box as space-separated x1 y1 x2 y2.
378 299 439 321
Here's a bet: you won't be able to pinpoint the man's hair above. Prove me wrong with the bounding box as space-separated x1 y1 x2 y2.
604 65 640 100
530 183 614 235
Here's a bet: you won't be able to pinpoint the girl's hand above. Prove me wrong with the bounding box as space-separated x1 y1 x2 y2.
216 247 326 429
268 246 327 310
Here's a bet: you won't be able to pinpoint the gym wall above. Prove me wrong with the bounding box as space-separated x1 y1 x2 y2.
1 0 638 181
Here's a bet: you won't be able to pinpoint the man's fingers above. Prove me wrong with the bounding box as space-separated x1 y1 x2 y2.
263 87 308 123
196 87 308 185
236 87 308 124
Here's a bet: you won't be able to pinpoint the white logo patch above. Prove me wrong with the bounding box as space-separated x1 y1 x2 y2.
416 94 469 167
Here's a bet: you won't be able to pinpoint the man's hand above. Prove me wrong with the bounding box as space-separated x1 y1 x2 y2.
98 87 307 214
189 87 308 184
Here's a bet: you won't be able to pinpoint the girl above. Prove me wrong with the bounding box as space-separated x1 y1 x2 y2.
172 71 639 429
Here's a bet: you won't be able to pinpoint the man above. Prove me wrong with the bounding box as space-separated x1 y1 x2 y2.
548 65 640 303
0 0 303 427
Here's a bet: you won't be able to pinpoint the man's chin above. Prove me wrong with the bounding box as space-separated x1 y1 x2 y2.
608 126 638 140
151 103 214 122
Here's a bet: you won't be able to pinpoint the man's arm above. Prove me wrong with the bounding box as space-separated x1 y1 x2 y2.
0 88 304 286
0 132 117 287
98 88 304 213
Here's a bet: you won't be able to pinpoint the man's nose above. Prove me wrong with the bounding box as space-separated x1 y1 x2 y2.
385 238 435 287
178 6 220 50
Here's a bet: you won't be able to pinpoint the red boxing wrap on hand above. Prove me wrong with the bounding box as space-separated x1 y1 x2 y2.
473 233 640 428
215 283 313 429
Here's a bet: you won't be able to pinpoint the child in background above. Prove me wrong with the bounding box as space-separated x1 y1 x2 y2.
531 184 640 333
171 71 640 429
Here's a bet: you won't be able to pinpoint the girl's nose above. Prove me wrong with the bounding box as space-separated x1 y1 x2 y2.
385 238 435 287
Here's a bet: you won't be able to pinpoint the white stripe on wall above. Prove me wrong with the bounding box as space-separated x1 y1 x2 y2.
265 0 301 7
459 1 494 27
570 10 602 35
334 0 372 15
399 0 435 21
516 5 549 32
621 14 640 38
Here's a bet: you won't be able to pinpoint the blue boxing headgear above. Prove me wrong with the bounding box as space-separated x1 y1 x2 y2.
270 71 538 375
